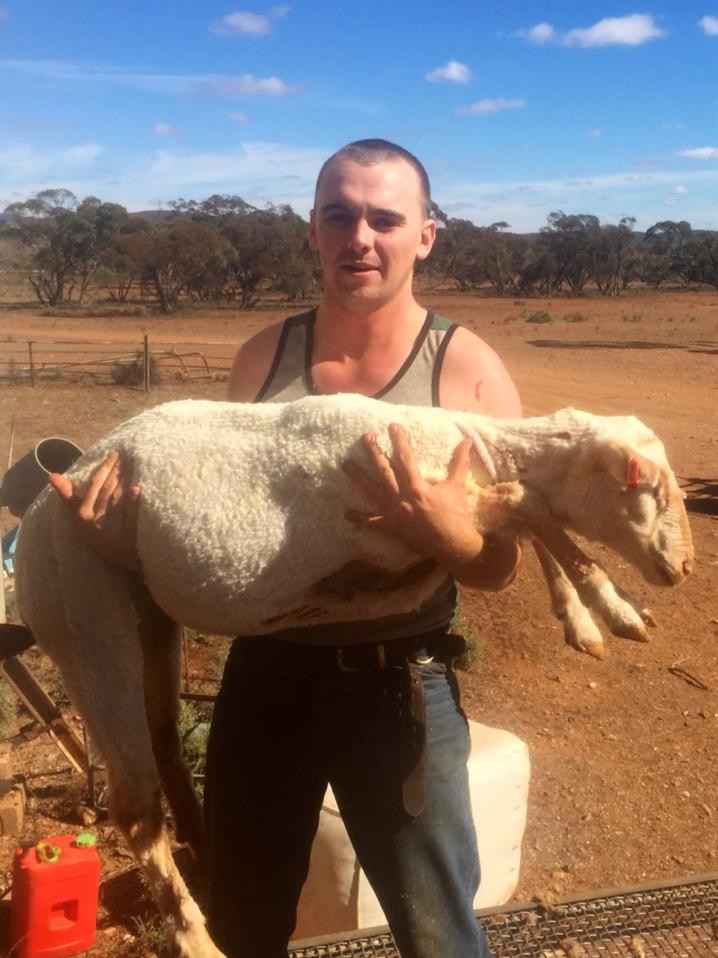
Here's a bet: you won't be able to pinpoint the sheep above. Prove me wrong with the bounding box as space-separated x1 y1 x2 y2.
12 393 693 958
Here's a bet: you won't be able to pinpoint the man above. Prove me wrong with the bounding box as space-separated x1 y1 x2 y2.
55 139 521 958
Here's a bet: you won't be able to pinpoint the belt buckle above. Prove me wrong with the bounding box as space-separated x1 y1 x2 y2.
414 651 435 665
336 643 388 672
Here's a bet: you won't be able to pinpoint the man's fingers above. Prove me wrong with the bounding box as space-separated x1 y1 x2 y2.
47 472 77 504
359 432 400 494
80 451 121 518
447 436 474 485
342 459 388 505
345 508 389 529
387 424 422 490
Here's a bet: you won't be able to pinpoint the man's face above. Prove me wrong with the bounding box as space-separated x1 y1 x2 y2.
309 157 436 312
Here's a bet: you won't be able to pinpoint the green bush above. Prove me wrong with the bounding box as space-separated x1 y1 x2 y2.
178 699 212 773
110 351 159 386
525 310 552 324
0 680 18 738
565 311 588 323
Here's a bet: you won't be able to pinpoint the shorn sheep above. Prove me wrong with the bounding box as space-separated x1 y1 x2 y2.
12 393 693 958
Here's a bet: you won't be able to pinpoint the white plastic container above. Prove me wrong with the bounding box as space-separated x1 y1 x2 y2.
293 721 530 940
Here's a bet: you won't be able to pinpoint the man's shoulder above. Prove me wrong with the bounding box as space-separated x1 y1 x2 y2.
438 322 522 417
228 315 290 402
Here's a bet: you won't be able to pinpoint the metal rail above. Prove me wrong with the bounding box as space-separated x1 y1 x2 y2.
289 874 718 957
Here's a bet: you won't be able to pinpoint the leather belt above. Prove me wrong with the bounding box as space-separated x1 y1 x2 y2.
333 630 465 672
332 631 466 819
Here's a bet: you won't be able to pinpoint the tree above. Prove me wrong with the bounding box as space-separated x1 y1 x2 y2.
125 222 235 312
538 212 600 293
5 190 89 305
4 189 128 305
643 220 693 287
73 197 129 301
589 217 637 296
103 220 153 302
431 218 487 291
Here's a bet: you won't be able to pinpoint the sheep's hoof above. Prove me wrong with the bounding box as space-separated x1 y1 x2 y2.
639 607 657 628
565 630 605 660
614 622 651 643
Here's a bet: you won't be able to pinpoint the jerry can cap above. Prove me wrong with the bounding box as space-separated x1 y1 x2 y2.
74 832 97 847
36 842 62 863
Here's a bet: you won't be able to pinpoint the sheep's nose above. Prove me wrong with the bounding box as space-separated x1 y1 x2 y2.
682 557 693 577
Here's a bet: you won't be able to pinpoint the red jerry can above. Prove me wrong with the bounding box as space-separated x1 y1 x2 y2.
9 833 100 958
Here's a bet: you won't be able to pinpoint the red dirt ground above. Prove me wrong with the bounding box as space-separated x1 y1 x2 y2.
0 289 716 956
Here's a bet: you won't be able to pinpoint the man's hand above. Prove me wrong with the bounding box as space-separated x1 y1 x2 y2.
48 451 142 571
343 424 521 590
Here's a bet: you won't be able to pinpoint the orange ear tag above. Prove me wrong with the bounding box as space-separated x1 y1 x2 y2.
626 457 641 488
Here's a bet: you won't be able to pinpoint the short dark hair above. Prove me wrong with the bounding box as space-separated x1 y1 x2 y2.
314 139 432 217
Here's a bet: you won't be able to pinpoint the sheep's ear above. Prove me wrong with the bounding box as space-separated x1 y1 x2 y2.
595 442 660 488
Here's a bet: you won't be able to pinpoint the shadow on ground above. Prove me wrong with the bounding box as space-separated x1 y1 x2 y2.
683 477 718 517
528 339 718 356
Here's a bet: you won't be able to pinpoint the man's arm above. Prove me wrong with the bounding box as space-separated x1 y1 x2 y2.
347 325 522 591
439 326 522 418
439 326 522 588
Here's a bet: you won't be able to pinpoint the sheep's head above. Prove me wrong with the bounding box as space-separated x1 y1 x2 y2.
570 431 694 587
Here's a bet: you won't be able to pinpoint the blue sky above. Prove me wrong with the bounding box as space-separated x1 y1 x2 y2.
1 1 717 232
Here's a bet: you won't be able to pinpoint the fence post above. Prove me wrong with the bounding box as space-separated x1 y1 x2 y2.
28 341 35 388
143 334 150 392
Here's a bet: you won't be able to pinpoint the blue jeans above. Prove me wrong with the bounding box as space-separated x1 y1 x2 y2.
204 635 494 958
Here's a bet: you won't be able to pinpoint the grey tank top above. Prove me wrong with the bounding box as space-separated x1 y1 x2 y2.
253 308 460 644
255 309 457 406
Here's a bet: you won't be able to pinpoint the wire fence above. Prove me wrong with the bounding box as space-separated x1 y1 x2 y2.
0 337 238 388
289 874 718 957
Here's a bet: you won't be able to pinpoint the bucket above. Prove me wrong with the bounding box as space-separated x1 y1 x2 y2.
1 438 83 518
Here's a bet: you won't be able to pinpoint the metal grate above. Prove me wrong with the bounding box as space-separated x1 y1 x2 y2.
289 875 718 957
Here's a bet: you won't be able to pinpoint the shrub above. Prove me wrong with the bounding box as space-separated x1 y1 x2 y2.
0 681 18 738
110 351 159 386
565 311 588 323
178 699 212 773
525 310 552 324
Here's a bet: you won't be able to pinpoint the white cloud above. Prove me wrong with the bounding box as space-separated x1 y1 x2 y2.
425 60 471 84
211 11 271 36
517 22 556 44
563 13 666 48
456 97 525 116
210 6 290 36
672 185 688 194
60 143 104 165
229 111 250 123
436 166 718 231
0 60 299 98
0 140 327 214
208 74 297 96
678 146 718 159
699 15 718 35
588 128 603 139
0 141 104 193
517 14 666 48
150 122 176 137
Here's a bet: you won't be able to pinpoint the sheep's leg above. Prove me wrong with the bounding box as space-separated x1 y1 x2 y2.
532 539 606 659
17 516 225 958
43 625 223 957
535 527 654 642
69 622 223 957
134 581 206 865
